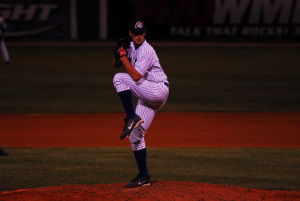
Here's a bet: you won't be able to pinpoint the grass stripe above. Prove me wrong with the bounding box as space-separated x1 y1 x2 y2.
0 147 299 191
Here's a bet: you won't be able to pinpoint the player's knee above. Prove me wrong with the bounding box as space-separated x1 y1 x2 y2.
112 73 123 87
113 73 131 92
130 138 146 151
129 126 146 151
129 127 145 142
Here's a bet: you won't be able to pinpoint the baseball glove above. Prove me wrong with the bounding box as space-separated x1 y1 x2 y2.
116 37 131 50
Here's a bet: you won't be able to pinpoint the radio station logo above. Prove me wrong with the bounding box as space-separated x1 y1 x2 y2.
0 2 65 37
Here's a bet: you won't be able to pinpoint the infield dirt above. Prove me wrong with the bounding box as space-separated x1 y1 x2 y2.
1 112 300 147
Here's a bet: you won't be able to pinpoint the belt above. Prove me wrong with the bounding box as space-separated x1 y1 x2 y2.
147 79 169 87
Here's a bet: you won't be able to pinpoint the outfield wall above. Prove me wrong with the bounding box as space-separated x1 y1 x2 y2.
1 0 300 41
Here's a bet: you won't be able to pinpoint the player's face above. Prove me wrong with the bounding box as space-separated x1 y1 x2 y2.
129 31 146 46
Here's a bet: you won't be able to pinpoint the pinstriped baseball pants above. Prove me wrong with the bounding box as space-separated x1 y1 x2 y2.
113 73 169 150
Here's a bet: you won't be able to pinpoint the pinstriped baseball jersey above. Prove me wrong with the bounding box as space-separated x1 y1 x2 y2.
128 40 168 83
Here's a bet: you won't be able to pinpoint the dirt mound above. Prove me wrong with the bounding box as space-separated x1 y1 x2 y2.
1 182 300 201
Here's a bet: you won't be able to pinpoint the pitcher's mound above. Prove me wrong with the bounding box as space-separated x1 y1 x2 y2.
1 181 300 201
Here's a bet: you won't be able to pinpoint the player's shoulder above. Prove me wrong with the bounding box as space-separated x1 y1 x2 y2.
143 40 152 47
141 40 156 52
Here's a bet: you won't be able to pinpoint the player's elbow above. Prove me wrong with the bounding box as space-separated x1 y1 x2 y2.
133 73 142 81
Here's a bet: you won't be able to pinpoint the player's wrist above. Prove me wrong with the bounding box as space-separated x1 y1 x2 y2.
119 55 128 61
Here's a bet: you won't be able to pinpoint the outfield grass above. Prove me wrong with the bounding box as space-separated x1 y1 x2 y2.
0 147 299 191
0 45 299 113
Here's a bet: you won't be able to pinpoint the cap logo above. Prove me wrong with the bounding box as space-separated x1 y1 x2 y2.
134 21 143 29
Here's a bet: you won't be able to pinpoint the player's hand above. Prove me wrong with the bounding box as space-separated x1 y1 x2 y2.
112 46 127 59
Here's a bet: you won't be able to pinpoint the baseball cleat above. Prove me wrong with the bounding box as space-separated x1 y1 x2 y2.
130 174 141 182
120 115 144 139
125 175 151 188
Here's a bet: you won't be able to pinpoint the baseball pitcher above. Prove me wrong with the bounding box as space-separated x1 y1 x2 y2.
112 19 169 188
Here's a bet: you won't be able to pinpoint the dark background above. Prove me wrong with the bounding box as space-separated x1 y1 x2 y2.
1 0 300 41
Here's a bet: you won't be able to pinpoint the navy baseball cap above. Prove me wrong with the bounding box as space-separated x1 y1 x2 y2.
129 19 147 35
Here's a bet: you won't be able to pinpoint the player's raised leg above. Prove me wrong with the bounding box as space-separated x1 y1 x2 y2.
113 73 144 139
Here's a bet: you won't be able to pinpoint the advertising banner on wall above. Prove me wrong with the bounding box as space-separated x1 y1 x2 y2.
108 0 300 40
0 0 77 40
2 0 299 40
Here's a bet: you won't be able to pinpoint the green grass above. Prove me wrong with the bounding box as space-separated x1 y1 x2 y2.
0 45 300 113
0 147 299 191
